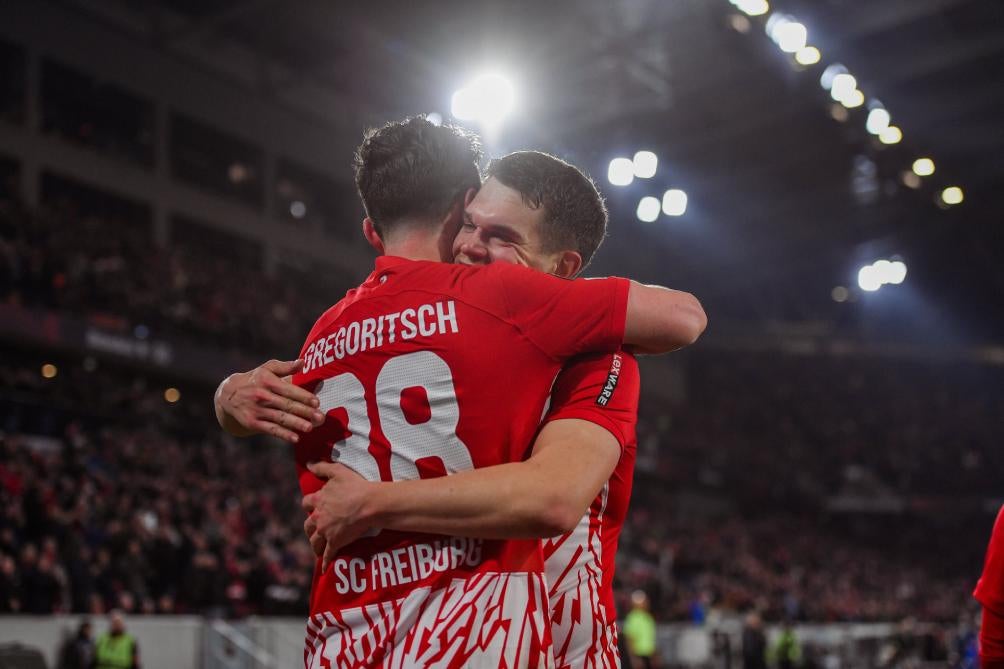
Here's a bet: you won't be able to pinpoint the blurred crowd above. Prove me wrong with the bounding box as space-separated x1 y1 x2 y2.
0 187 995 627
0 183 346 358
634 350 1003 502
0 348 990 624
0 354 312 617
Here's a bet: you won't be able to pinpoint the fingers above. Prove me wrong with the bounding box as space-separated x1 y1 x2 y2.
302 493 317 513
269 396 324 426
256 420 300 444
303 513 317 539
256 384 324 427
264 376 321 413
263 358 305 377
258 406 314 434
310 530 327 558
321 541 339 573
307 461 339 480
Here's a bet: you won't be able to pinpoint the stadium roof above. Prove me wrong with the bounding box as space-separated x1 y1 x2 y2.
47 0 1004 341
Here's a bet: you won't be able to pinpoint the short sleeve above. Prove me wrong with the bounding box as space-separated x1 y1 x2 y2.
494 264 630 361
543 351 640 450
976 505 1004 614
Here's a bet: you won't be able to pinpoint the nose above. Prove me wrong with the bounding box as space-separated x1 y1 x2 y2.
460 241 489 263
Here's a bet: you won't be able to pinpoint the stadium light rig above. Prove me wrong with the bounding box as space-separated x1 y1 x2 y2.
729 0 769 17
662 189 688 217
636 196 661 223
940 186 964 206
725 0 966 212
912 158 936 177
633 151 658 179
451 73 516 129
857 259 907 292
609 150 660 186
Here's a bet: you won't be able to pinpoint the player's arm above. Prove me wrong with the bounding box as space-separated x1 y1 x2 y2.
495 265 706 359
624 281 707 354
214 358 325 443
978 506 1004 667
304 420 619 563
983 606 1004 668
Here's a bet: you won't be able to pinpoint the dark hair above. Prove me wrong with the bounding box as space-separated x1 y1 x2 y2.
353 116 482 237
485 151 608 271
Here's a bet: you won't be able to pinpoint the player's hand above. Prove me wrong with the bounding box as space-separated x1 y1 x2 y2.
214 358 325 443
302 461 373 571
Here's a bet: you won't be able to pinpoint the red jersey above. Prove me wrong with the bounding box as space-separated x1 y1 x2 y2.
541 350 640 669
976 505 1004 665
292 256 630 668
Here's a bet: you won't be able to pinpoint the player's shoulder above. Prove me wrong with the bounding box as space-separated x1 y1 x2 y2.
562 349 639 376
303 285 361 340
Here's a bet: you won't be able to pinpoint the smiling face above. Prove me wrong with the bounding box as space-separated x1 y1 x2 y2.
453 177 567 274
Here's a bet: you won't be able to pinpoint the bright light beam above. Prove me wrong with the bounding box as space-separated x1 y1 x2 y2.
451 73 515 128
633 151 658 178
662 189 688 217
637 196 661 222
608 158 635 186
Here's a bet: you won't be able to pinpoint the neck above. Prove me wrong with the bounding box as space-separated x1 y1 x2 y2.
381 224 448 262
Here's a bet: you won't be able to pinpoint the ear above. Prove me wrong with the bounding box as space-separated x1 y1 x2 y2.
362 218 385 254
552 250 583 279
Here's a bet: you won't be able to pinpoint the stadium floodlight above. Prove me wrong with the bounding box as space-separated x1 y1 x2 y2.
662 189 688 217
941 186 964 205
857 265 882 292
830 73 858 103
888 261 907 284
912 158 935 177
633 151 658 178
608 158 635 186
841 89 865 108
768 16 808 53
859 259 908 292
636 196 661 222
865 108 891 135
872 259 894 283
164 387 181 403
819 63 848 91
41 363 58 379
731 0 769 17
451 73 515 128
795 46 821 65
290 201 307 219
879 126 902 145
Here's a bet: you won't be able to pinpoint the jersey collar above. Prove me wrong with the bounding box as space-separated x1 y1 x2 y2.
374 255 419 272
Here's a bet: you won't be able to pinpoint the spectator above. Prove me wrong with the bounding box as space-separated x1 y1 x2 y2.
769 622 801 669
742 612 767 669
94 610 140 669
57 620 94 669
623 590 657 669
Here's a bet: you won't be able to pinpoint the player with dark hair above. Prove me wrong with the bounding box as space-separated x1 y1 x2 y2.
976 505 1004 669
306 149 653 667
217 117 705 667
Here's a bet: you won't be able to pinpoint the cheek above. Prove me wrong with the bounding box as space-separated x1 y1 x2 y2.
488 246 524 266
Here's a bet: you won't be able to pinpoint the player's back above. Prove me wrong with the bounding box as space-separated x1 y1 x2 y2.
293 256 628 669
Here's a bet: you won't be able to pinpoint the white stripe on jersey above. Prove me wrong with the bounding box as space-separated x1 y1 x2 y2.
544 484 621 668
304 572 553 669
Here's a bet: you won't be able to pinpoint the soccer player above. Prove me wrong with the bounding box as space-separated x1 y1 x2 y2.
976 505 1004 668
217 117 705 667
305 150 665 668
